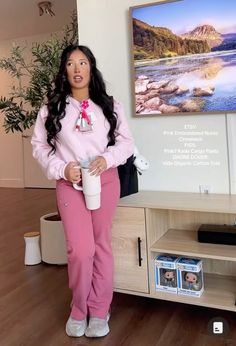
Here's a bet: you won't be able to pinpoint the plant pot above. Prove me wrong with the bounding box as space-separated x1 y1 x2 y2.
40 212 67 264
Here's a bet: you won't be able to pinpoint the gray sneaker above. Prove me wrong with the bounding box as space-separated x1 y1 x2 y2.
85 314 110 337
66 317 87 337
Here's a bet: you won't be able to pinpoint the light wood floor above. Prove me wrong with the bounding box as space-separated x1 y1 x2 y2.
1 187 236 346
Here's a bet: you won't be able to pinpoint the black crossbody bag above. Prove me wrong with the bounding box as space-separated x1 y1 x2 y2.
117 154 139 198
108 101 139 198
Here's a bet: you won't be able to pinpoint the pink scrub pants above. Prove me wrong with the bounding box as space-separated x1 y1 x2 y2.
56 168 120 320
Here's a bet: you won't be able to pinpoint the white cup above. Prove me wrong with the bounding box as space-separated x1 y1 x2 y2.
73 167 101 210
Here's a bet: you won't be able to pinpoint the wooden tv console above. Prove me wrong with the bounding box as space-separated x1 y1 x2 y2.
112 191 236 312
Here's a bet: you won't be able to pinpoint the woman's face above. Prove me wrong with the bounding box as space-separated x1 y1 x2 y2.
66 49 91 94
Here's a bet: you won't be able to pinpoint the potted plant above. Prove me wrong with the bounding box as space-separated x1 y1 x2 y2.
0 10 78 133
0 12 77 263
40 212 67 264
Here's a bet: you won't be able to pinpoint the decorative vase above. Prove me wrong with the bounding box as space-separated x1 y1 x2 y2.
40 212 67 265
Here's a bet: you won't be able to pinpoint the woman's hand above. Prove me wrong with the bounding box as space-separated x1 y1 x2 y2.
89 156 107 176
64 162 81 183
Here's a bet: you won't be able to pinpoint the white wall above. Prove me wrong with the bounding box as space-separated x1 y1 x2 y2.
77 0 236 193
0 40 24 187
227 114 236 193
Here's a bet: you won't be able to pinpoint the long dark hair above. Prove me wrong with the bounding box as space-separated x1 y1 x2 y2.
45 45 117 153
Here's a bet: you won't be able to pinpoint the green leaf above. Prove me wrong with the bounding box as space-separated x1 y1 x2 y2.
0 10 78 133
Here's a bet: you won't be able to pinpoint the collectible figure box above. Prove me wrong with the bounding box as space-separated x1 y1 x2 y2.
176 257 204 297
155 255 178 293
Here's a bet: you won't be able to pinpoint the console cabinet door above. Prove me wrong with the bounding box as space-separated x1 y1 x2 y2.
112 207 148 293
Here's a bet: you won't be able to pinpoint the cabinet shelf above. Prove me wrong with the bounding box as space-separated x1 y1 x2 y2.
153 273 236 312
150 229 236 261
114 191 236 312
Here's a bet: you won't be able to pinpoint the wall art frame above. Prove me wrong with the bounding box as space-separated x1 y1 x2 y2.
129 0 236 116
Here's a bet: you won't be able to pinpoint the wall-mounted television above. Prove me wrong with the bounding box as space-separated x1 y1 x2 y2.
130 0 236 116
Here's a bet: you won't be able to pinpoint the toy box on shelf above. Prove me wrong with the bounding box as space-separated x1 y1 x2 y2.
176 257 204 297
154 254 178 293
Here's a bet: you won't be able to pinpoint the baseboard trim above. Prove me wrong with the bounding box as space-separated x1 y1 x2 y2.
0 179 24 188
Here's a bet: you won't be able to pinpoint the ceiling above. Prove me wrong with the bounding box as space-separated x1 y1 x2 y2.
0 0 77 41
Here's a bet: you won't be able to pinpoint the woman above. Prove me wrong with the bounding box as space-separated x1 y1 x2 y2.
31 44 134 338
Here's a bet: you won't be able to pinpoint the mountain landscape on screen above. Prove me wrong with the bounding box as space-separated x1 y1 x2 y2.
131 0 236 115
133 19 236 60
182 25 236 51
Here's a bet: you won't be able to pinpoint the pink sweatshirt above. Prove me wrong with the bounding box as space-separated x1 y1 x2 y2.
31 96 134 180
